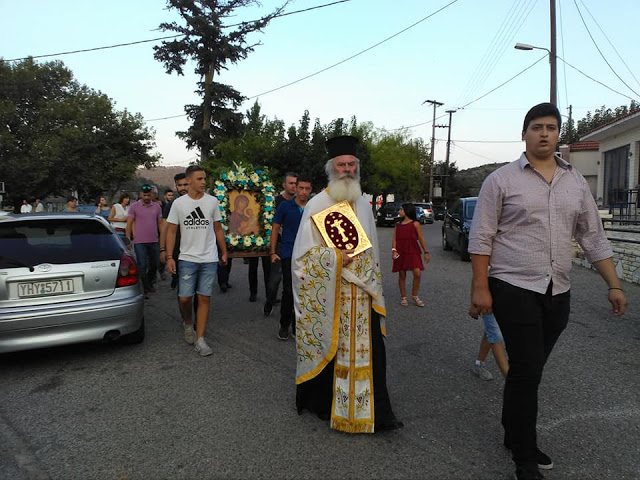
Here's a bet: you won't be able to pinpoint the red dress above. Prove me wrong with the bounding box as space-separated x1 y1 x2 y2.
392 221 424 272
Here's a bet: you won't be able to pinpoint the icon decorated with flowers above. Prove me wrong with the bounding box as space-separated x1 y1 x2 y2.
213 162 275 253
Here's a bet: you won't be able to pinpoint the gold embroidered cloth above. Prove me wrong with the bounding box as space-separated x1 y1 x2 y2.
293 190 386 433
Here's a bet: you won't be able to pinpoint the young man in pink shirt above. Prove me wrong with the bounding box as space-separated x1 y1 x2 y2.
126 184 163 295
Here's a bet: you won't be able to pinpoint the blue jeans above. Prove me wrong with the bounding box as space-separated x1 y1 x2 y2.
134 242 160 292
178 261 218 298
481 313 504 344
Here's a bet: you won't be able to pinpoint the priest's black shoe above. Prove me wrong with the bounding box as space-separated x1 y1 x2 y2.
375 418 404 432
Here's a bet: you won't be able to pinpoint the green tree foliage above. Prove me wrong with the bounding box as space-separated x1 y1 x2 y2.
0 59 158 206
207 102 428 202
153 0 287 162
560 101 640 144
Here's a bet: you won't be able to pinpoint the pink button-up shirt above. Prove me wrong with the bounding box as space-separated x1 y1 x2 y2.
468 153 613 295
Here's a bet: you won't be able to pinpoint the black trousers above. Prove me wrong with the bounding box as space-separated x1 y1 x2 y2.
280 258 293 329
217 258 232 287
489 278 570 468
296 310 397 428
266 259 282 304
248 256 271 296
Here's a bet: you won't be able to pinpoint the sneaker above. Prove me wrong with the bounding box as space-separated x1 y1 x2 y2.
184 324 195 345
514 465 544 480
536 450 553 470
472 361 493 381
194 337 213 356
263 301 273 316
277 326 290 340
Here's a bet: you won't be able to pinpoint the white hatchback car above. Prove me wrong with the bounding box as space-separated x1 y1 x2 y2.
0 213 144 353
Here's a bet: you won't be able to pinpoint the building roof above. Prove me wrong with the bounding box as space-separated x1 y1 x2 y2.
569 141 599 151
580 109 640 142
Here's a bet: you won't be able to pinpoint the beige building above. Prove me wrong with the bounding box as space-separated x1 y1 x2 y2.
581 110 640 207
559 142 599 199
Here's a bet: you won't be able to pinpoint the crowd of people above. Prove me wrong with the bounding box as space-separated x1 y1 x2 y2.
14 103 629 479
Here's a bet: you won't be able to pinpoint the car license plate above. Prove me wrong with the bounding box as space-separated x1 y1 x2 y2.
386 215 393 219
18 279 75 298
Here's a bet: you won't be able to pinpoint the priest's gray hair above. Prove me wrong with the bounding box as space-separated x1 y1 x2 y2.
324 156 360 179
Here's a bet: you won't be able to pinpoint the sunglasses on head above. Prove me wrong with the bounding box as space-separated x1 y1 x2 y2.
141 185 152 193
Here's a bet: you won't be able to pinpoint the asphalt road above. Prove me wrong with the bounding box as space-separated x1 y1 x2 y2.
2 222 639 480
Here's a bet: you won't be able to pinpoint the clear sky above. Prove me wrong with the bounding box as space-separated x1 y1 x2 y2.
2 0 639 170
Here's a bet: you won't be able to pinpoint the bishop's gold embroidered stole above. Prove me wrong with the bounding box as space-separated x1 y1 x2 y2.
330 280 375 433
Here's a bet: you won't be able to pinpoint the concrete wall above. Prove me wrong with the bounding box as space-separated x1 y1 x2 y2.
566 149 599 198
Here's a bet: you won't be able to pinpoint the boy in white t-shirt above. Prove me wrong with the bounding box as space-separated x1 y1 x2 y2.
165 165 228 357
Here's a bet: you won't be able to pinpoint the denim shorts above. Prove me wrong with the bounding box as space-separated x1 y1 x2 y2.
482 313 504 344
178 261 218 298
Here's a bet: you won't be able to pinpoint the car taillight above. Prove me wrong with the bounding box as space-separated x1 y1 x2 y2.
427 209 432 213
117 253 139 287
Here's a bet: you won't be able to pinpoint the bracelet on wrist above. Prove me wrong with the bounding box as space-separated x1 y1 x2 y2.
167 256 173 260
608 287 623 291
391 248 397 252
160 248 166 252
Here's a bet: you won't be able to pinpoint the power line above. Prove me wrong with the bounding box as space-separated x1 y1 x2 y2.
3 0 351 63
147 0 462 123
578 0 640 90
247 0 460 99
558 56 639 102
573 0 640 99
388 55 546 132
452 142 498 162
457 0 536 107
459 54 547 109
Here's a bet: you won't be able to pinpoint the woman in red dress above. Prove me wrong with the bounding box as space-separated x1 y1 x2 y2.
391 203 430 307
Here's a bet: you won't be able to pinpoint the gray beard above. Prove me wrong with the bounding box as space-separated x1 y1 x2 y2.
327 177 362 203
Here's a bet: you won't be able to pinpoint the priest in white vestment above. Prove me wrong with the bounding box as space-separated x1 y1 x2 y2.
293 135 403 433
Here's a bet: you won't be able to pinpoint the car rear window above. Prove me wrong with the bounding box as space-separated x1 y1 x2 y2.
465 201 477 219
0 219 122 268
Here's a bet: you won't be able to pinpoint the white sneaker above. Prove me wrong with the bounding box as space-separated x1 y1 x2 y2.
472 361 493 381
194 337 213 357
184 324 195 345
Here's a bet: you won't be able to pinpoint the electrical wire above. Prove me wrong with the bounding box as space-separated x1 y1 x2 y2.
456 0 526 105
578 0 640 90
146 0 462 122
457 0 536 107
388 55 546 132
452 142 498 162
573 0 640 99
247 0 460 99
558 56 639 102
3 0 351 63
459 54 547 109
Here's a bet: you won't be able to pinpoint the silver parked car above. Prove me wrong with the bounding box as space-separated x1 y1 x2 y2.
0 213 144 353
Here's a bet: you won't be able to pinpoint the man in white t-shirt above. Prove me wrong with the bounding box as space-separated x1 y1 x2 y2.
165 165 228 357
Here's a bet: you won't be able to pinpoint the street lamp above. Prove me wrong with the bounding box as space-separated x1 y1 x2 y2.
514 43 557 106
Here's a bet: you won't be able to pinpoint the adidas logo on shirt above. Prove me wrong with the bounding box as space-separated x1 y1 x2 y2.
183 207 210 227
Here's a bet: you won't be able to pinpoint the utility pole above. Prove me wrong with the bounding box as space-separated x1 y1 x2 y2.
550 0 557 106
444 110 456 206
423 99 443 202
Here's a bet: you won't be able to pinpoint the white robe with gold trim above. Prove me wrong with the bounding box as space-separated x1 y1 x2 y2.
293 190 386 433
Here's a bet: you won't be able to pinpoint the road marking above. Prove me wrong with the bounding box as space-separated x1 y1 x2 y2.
538 405 640 431
0 411 50 480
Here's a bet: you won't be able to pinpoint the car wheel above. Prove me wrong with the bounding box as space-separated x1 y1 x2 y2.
459 238 471 261
442 229 452 251
120 317 145 344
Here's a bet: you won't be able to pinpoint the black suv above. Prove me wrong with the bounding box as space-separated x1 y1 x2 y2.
376 202 403 227
442 197 477 261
